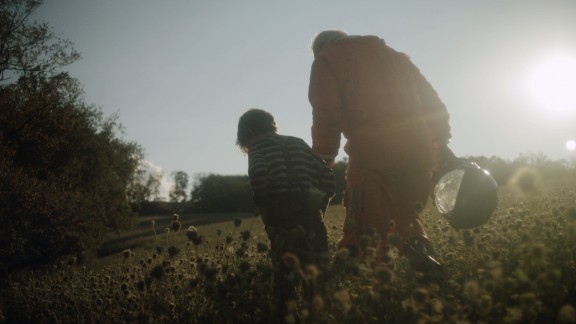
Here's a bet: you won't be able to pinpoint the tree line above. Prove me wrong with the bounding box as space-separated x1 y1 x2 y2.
134 154 575 215
130 160 348 215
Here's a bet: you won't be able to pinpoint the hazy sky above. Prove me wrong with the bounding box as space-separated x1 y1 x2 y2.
36 0 576 196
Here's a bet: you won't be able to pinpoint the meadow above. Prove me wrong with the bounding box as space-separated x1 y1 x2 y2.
1 175 576 323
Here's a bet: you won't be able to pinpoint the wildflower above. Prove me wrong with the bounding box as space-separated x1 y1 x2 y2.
529 243 546 260
430 298 443 314
478 294 493 315
256 242 268 253
488 261 503 280
171 220 182 232
285 299 299 317
191 235 204 246
281 253 301 270
136 280 145 292
413 288 430 304
313 295 325 312
122 249 133 259
305 264 320 280
505 307 523 323
463 280 480 299
120 282 129 291
558 304 576 323
518 292 539 308
187 227 203 245
150 265 164 281
483 280 496 293
238 261 250 273
240 230 251 241
167 246 180 258
333 289 352 313
374 264 393 284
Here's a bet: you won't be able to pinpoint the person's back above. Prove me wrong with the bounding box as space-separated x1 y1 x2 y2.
247 133 335 209
309 35 450 171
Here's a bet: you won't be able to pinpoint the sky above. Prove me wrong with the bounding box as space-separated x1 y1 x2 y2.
35 0 576 197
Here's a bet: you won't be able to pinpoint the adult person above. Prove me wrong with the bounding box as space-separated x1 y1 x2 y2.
308 30 459 272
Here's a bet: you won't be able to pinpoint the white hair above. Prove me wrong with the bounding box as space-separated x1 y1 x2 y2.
311 30 348 56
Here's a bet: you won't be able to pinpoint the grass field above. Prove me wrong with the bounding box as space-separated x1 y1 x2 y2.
1 176 576 323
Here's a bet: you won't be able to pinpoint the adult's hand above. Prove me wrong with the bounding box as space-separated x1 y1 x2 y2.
324 158 335 168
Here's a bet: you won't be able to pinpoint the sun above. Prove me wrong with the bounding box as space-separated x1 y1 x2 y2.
530 53 576 114
567 139 576 152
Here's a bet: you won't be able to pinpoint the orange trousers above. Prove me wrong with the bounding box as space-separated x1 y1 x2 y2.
337 163 432 257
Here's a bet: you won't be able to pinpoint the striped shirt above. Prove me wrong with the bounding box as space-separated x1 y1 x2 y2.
247 133 336 207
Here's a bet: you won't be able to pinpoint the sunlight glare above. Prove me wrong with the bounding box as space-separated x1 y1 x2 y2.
567 139 576 152
530 53 576 114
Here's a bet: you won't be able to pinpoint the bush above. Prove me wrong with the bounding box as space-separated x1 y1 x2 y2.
0 74 143 273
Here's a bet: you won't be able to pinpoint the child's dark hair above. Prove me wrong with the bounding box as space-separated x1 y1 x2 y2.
236 108 277 153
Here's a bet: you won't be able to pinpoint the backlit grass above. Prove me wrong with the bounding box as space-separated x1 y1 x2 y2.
1 177 576 323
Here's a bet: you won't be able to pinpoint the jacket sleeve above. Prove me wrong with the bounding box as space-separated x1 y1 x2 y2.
410 62 451 146
308 57 343 160
407 59 454 172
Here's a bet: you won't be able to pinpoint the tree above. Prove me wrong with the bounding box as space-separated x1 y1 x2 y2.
127 164 164 209
190 174 254 212
169 171 189 203
0 0 143 272
145 172 163 202
0 0 80 82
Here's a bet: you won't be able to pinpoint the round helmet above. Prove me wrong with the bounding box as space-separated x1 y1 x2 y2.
433 162 498 229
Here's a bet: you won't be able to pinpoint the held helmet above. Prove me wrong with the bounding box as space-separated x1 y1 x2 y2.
433 162 498 229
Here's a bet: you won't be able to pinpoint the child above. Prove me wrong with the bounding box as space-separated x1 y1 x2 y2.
236 108 335 314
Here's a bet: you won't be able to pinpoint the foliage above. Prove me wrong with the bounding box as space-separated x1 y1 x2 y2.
462 153 575 187
191 174 255 213
0 0 143 272
2 177 576 323
0 73 143 272
0 0 80 82
169 171 189 204
127 166 164 210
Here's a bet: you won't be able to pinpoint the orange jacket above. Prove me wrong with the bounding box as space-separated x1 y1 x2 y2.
308 36 451 171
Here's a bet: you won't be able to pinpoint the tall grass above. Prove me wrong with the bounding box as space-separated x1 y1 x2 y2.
1 177 576 323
